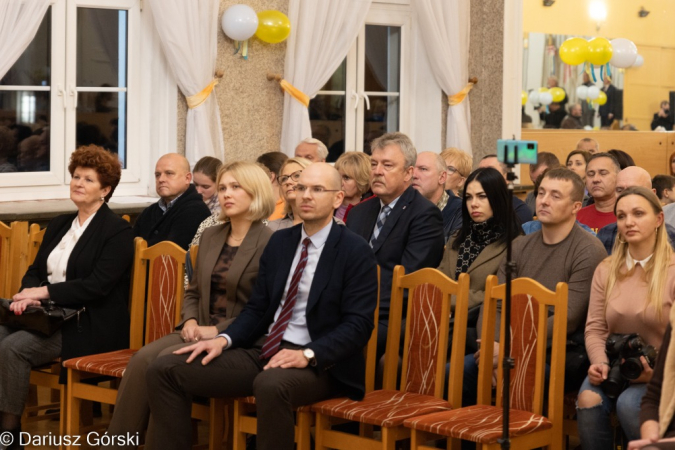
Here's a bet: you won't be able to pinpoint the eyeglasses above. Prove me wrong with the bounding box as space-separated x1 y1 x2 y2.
279 170 302 184
446 165 458 175
294 184 341 195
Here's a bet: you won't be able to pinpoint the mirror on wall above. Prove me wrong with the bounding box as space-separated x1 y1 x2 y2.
522 33 627 131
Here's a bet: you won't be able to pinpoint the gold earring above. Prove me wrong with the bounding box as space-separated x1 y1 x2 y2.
617 234 626 244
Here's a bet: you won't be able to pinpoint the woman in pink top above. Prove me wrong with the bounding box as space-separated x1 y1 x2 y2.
577 187 675 450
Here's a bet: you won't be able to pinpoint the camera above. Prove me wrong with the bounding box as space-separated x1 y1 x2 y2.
601 333 657 399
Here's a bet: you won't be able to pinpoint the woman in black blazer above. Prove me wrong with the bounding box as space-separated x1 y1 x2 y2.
0 145 133 445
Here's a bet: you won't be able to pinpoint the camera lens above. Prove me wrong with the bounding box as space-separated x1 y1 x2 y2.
620 357 644 380
602 363 628 399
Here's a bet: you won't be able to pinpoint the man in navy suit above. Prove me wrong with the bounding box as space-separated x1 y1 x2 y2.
346 132 445 358
144 163 378 450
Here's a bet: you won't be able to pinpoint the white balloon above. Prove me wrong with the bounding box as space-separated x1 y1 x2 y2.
609 38 638 68
632 54 644 68
221 4 258 41
576 85 589 100
587 86 600 100
539 92 553 106
529 91 540 104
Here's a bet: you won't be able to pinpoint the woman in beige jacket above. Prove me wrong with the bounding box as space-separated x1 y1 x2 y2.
106 162 275 446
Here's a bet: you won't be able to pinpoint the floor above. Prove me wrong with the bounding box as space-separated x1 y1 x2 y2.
21 387 211 450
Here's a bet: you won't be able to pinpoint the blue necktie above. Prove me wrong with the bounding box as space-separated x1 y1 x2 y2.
370 205 392 247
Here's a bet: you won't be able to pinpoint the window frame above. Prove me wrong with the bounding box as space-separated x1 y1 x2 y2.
0 0 146 201
312 2 412 154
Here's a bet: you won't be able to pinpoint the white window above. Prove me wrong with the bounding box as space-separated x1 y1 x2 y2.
0 0 142 200
310 4 412 161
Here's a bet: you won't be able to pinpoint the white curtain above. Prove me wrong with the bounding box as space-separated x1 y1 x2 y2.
140 0 177 196
0 0 50 79
280 0 372 154
414 0 472 154
147 0 224 165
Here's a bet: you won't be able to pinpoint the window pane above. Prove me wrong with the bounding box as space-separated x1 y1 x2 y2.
319 59 346 91
309 94 345 162
0 91 50 172
0 8 51 86
363 96 399 152
77 91 126 167
364 25 400 93
77 8 128 88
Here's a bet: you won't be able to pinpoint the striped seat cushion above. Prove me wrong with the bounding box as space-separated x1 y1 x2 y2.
403 404 552 443
312 389 452 427
62 349 137 378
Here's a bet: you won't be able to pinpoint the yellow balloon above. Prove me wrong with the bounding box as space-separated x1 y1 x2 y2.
559 37 588 65
255 10 291 44
521 91 528 105
587 37 613 66
549 87 566 103
538 87 549 93
593 90 607 105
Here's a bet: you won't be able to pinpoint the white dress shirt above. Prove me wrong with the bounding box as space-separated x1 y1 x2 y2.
47 213 96 284
626 250 653 271
269 220 332 346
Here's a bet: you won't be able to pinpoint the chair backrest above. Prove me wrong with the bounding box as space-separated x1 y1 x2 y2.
128 238 187 349
477 275 568 421
383 265 470 405
28 223 45 265
364 265 381 394
0 221 29 298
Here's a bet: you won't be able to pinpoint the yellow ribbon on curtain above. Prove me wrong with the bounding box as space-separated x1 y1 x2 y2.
267 73 310 107
186 71 224 110
447 77 478 106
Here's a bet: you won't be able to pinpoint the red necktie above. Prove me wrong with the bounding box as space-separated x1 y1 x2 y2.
260 237 311 359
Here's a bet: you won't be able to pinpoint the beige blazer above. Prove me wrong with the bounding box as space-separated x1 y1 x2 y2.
437 233 507 310
178 220 273 333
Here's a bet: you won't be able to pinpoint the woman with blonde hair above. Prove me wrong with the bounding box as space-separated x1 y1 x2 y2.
268 156 311 231
107 161 275 439
334 152 372 221
578 186 675 450
440 148 472 195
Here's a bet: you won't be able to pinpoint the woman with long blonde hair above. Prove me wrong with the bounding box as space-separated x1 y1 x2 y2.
577 187 675 450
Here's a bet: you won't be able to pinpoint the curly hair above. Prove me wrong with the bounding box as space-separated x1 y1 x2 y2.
68 145 122 202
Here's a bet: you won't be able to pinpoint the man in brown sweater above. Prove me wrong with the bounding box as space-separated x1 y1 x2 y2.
463 168 607 405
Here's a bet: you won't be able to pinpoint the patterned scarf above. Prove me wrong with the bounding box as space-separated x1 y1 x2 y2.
455 218 504 280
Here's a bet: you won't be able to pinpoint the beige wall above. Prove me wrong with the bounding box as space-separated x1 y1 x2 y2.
177 0 289 163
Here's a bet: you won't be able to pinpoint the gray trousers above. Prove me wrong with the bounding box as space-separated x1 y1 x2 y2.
106 332 189 449
0 325 62 416
145 341 337 450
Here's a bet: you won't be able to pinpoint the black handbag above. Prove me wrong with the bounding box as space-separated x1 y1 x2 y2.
0 298 85 336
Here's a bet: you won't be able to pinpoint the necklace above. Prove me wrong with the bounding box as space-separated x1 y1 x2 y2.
229 234 245 241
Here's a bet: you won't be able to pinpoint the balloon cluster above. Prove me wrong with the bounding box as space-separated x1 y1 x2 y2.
221 5 291 59
526 86 566 106
559 37 643 69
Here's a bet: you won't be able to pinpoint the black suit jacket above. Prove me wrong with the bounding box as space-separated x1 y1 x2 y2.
133 184 211 250
21 203 134 382
346 185 445 316
224 222 378 400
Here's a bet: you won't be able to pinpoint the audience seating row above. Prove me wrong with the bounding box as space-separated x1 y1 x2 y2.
6 220 572 450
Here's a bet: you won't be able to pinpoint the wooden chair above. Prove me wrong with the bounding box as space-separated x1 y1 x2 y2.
63 238 187 448
311 265 470 450
403 275 568 450
27 223 45 265
0 220 29 297
231 266 382 450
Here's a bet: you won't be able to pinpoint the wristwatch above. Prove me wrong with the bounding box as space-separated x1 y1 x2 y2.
302 348 317 367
